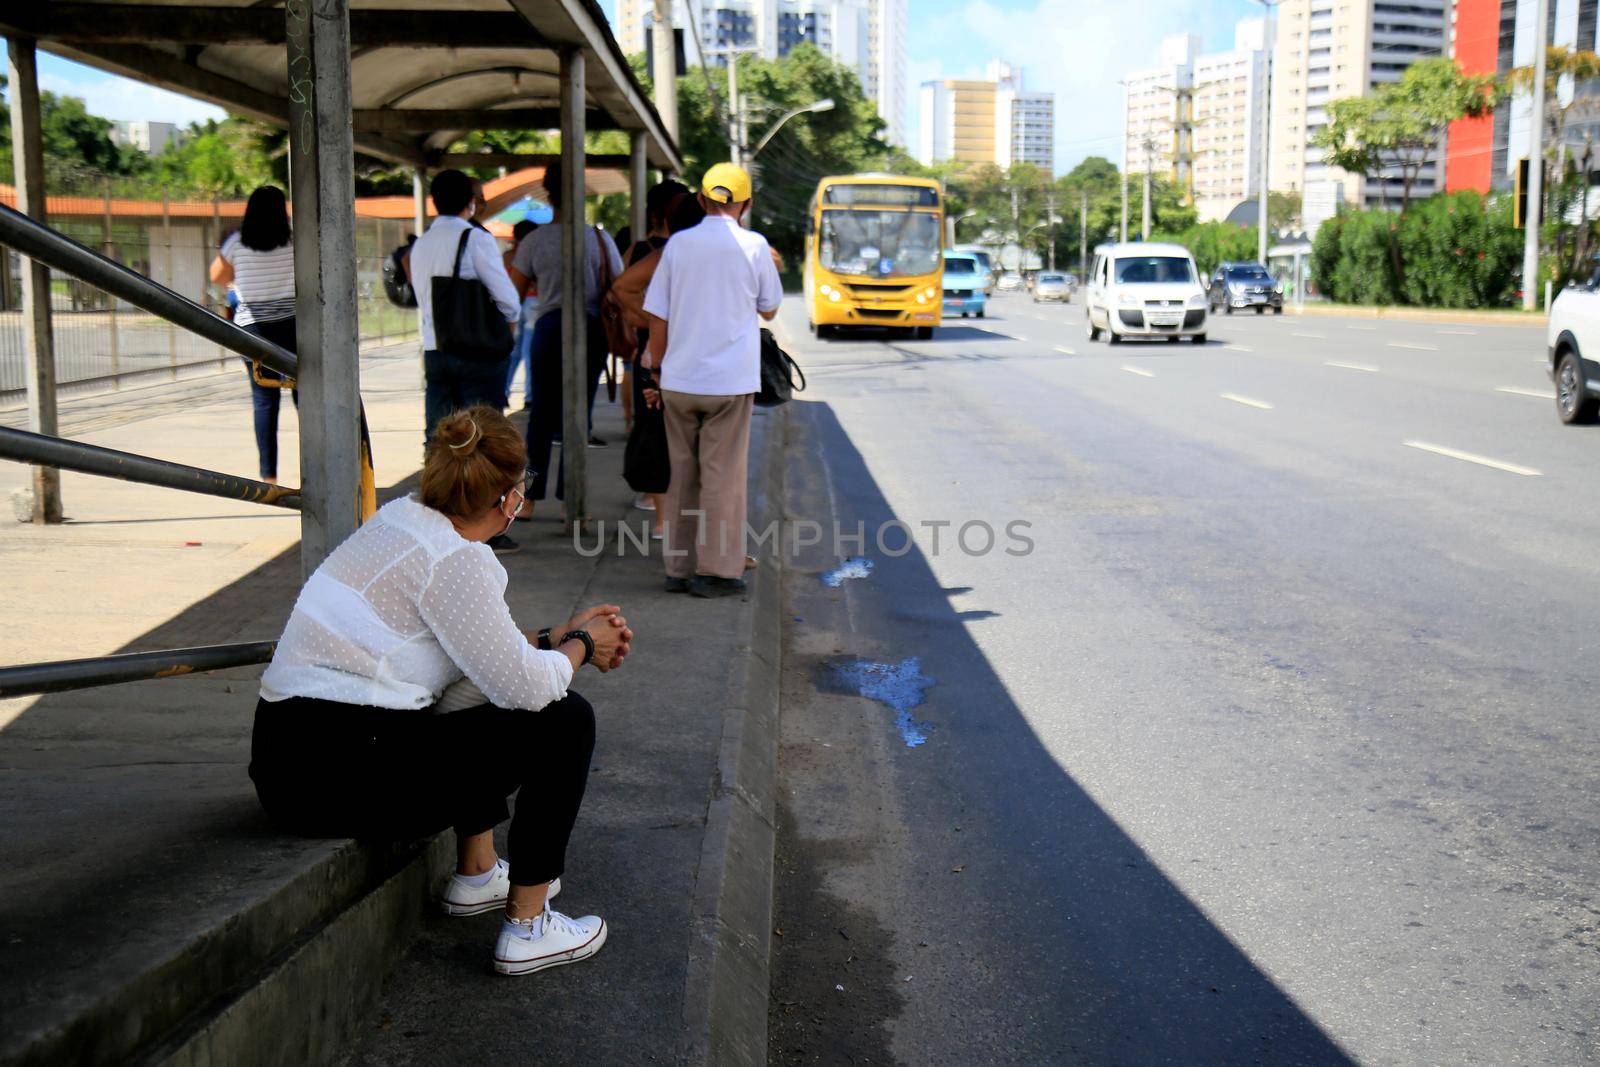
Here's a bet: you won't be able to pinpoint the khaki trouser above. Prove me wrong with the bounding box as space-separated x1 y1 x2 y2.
662 390 754 579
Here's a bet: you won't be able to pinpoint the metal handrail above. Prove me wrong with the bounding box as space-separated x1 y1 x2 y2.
0 203 299 379
0 642 279 698
0 426 302 509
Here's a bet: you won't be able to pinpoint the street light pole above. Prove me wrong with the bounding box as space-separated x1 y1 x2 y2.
1253 0 1280 266
1523 0 1550 311
750 98 835 158
1141 134 1156 239
1080 190 1088 273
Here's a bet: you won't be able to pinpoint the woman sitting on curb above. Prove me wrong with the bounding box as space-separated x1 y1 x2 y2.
249 405 631 976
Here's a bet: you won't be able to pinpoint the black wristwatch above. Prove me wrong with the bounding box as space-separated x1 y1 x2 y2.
536 627 553 650
560 629 595 666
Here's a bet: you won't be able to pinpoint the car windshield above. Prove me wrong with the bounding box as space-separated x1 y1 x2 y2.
1038 274 1066 284
1226 267 1271 281
944 256 979 273
820 210 943 278
1115 256 1195 284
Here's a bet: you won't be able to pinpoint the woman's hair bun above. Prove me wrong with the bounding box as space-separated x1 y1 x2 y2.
435 412 483 456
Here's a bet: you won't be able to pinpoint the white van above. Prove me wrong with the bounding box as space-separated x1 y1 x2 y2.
1084 242 1208 345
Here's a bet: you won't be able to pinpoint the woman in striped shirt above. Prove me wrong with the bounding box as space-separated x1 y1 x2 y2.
210 186 298 483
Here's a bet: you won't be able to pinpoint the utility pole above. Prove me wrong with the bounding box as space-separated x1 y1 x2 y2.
1142 135 1155 240
1046 189 1056 270
1080 189 1088 274
1523 0 1550 311
1120 170 1129 243
651 0 678 142
1254 0 1279 266
727 53 742 167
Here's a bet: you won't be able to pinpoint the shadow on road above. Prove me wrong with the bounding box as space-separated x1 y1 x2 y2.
771 399 1355 1064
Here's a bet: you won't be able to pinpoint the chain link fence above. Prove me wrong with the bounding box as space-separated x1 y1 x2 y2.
0 184 420 408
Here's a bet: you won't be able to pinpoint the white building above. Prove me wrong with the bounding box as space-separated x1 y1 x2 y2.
1269 0 1448 207
916 60 1056 175
1122 23 1270 222
615 0 906 146
110 120 182 155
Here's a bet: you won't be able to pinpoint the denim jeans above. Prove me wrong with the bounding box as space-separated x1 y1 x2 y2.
525 309 607 501
424 348 512 441
503 296 539 405
241 318 299 480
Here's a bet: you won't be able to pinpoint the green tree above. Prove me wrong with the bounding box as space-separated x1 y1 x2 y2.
0 78 142 192
1314 57 1499 210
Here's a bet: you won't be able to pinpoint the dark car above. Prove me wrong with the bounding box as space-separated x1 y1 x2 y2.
1208 262 1283 315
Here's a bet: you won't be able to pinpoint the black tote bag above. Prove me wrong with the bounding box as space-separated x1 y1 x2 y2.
430 229 513 362
756 328 805 407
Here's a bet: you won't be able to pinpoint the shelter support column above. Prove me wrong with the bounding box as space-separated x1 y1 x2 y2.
412 167 428 237
6 38 62 523
286 0 362 574
560 47 589 526
630 131 649 245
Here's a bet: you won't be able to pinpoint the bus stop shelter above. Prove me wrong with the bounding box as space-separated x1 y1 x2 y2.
0 0 682 579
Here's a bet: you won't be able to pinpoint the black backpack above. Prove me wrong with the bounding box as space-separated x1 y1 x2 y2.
382 235 418 308
756 328 805 407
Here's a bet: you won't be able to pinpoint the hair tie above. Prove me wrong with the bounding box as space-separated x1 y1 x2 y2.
447 419 481 451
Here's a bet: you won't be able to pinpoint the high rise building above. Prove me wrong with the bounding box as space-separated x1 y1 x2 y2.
1447 0 1600 196
1268 0 1449 208
1121 24 1270 223
613 0 906 147
109 120 182 155
916 60 1056 174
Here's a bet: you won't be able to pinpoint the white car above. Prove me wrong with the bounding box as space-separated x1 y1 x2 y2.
1547 281 1600 423
1083 242 1208 344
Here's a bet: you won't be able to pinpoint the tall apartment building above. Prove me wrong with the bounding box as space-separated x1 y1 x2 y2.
1122 23 1269 221
1448 0 1600 195
916 61 1056 174
1269 0 1449 207
615 0 907 146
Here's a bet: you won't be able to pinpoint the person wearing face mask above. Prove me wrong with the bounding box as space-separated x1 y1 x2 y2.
642 163 782 598
251 406 631 977
407 170 523 453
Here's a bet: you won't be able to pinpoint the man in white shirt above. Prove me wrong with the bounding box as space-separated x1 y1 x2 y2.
409 170 522 441
642 163 782 597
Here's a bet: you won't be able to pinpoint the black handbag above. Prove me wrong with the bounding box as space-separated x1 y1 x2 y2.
430 229 513 361
756 328 805 407
624 369 671 494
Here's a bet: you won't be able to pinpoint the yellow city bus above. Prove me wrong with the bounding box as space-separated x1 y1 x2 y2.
804 174 944 339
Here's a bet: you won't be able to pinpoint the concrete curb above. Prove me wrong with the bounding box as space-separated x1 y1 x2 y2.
681 401 787 1067
1286 303 1545 326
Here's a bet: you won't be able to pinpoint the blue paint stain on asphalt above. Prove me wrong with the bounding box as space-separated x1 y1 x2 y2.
821 556 874 587
832 657 936 747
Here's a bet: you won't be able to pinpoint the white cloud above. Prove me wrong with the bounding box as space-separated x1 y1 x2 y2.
911 0 1251 174
38 69 226 128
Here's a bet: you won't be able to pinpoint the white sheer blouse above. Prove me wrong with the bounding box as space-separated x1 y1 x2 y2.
259 495 572 710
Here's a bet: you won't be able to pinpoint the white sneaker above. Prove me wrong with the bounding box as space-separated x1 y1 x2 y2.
494 907 607 976
439 859 560 916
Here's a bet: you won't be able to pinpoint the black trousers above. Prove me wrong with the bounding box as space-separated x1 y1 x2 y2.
249 692 595 887
525 309 607 501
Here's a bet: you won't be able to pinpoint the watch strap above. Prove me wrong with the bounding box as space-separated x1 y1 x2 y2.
560 629 595 666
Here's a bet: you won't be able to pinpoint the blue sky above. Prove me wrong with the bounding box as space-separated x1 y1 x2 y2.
14 0 1263 174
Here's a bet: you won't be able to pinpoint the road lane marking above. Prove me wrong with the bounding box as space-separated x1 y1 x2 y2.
1326 360 1381 372
1291 331 1326 339
1345 324 1378 330
1121 365 1155 378
1220 393 1273 409
1224 343 1254 352
1495 385 1556 399
1437 328 1477 335
1053 345 1076 355
1403 440 1542 477
1388 341 1439 351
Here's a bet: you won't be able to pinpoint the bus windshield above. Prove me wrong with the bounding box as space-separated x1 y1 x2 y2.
819 210 942 278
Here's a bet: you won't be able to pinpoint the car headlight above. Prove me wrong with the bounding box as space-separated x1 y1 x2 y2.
1186 293 1208 308
1118 293 1140 306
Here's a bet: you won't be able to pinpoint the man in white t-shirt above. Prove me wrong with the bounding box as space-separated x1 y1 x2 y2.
642 163 782 597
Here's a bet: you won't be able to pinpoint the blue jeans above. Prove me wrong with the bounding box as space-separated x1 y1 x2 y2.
241 318 299 480
424 348 512 441
504 296 539 405
525 310 606 501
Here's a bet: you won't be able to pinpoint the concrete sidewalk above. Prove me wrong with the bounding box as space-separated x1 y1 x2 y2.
0 345 783 1066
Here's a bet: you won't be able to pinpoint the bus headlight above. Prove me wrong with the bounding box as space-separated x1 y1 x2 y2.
829 290 842 302
914 286 937 304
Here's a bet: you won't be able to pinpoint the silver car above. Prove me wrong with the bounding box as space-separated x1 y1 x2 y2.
996 271 1025 292
1032 272 1073 303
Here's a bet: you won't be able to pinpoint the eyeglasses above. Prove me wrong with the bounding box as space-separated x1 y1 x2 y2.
499 468 538 514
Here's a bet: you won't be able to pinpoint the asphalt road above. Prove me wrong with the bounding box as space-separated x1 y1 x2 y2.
767 294 1600 1066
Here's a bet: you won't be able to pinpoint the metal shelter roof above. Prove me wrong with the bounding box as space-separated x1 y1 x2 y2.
0 0 683 173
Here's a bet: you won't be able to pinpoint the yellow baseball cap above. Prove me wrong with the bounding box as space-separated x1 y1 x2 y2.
701 162 752 204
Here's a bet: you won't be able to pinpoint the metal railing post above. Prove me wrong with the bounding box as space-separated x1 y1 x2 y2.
286 0 363 576
6 37 62 523
104 180 121 386
163 188 177 378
